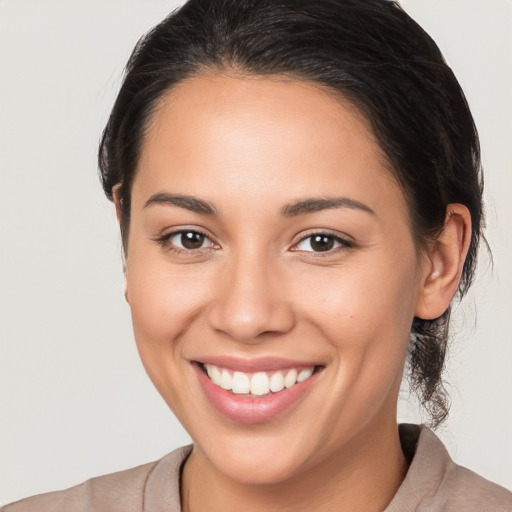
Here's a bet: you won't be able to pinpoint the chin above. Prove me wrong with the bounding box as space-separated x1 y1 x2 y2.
210 445 310 485
191 425 320 486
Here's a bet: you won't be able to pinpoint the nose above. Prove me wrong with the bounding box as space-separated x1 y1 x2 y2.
207 252 295 343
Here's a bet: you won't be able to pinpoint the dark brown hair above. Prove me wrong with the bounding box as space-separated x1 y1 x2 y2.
99 0 484 427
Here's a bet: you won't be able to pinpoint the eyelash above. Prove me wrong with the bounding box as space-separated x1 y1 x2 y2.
291 231 354 256
154 229 217 256
154 229 354 256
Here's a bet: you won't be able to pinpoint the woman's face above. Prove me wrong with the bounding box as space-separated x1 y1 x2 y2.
124 74 428 484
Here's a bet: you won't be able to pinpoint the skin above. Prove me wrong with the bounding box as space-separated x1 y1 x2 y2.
119 73 471 512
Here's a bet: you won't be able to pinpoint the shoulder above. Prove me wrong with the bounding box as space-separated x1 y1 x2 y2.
443 463 512 510
1 462 157 512
1 445 192 512
387 424 512 512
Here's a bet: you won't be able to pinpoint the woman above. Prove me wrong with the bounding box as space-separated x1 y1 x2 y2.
3 0 511 510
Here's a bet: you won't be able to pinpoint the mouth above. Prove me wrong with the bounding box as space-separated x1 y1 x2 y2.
193 359 324 423
200 363 317 396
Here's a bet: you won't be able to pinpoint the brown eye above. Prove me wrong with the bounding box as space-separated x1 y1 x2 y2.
165 230 213 251
180 231 206 249
294 233 352 253
310 235 335 252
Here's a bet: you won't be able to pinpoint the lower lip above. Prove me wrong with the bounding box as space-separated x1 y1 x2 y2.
193 363 321 424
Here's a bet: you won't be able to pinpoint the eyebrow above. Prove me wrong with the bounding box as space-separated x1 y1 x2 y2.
143 193 217 215
143 192 374 218
282 197 375 217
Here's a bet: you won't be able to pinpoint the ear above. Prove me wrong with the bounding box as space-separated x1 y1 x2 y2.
112 183 123 226
112 184 129 303
415 204 472 320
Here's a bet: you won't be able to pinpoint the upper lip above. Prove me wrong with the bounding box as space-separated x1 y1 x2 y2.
194 355 322 373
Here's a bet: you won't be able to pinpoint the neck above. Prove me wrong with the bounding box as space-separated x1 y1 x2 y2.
181 419 408 512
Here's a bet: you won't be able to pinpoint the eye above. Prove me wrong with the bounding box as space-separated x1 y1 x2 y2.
158 230 216 252
293 233 352 253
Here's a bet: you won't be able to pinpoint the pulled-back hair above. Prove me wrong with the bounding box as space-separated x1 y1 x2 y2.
99 0 483 427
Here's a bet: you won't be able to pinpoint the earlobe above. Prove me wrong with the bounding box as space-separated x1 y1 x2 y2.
415 204 472 320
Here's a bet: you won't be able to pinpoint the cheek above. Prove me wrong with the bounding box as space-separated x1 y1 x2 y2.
294 251 419 374
303 264 416 332
292 257 419 432
127 268 198 338
126 230 212 327
124 253 210 392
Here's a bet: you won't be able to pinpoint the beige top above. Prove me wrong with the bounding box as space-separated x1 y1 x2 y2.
3 424 511 511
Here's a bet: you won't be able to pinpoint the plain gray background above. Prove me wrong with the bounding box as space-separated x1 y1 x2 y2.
1 0 511 505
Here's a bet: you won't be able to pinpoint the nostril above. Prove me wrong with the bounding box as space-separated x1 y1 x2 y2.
206 299 295 344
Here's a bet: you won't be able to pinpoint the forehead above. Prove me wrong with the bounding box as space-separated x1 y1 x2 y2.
134 73 406 218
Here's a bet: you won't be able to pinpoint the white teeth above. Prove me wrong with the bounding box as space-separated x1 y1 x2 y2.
269 371 285 392
206 365 222 386
297 367 314 382
284 369 298 388
232 371 250 394
220 369 233 390
203 364 315 395
251 372 270 396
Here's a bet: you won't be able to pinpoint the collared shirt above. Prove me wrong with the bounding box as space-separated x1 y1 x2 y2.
3 424 512 511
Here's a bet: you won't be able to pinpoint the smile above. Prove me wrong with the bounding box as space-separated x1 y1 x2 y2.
194 360 323 424
203 364 315 396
